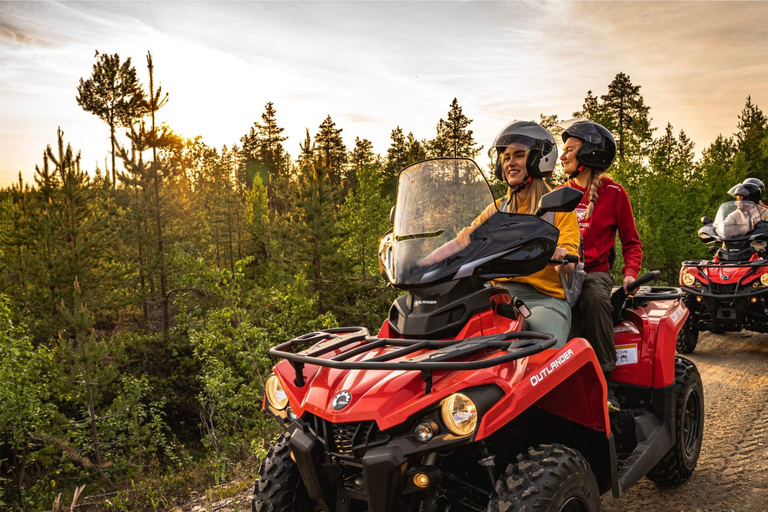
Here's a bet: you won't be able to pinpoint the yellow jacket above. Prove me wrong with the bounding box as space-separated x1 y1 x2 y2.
455 196 580 300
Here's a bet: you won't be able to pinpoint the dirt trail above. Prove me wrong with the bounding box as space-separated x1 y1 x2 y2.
601 331 768 512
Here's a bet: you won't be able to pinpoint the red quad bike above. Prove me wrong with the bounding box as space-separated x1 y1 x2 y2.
254 159 704 512
678 200 768 354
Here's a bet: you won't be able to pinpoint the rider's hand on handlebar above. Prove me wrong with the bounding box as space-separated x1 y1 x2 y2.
623 275 637 296
549 247 576 275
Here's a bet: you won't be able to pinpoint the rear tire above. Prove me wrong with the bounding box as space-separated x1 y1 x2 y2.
488 444 600 512
645 356 704 486
252 432 317 512
676 294 699 354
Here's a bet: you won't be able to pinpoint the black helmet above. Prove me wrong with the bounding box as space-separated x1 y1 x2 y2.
489 121 557 181
728 182 762 204
562 121 616 172
743 177 765 196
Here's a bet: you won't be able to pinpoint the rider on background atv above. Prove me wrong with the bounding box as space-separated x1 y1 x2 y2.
721 182 762 237
731 178 768 221
558 120 643 412
419 121 579 348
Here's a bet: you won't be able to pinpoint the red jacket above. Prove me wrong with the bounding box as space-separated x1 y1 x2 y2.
558 177 642 278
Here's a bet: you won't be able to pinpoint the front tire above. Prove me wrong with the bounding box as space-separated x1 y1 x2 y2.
645 356 704 486
676 294 699 354
252 432 317 512
488 444 600 512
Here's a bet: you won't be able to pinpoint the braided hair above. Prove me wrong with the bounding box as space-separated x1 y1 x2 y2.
584 170 605 219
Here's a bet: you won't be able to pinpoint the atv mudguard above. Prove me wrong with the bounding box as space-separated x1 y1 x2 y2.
478 338 609 439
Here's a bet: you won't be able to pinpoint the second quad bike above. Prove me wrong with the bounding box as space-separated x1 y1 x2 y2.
678 200 768 353
254 158 704 512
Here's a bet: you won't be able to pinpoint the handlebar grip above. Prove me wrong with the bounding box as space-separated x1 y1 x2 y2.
626 270 661 293
548 254 580 265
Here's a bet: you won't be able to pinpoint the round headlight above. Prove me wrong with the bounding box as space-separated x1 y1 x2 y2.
760 273 768 287
265 375 289 410
414 420 436 443
681 272 696 287
441 393 477 436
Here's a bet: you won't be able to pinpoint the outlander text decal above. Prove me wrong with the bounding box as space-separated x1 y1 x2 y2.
530 349 574 387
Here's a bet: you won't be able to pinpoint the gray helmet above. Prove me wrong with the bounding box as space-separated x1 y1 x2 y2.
488 121 557 181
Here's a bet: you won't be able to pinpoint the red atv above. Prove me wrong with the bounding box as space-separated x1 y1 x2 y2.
677 200 768 353
254 159 704 512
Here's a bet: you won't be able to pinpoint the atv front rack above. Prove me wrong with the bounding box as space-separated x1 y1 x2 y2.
270 327 556 394
682 259 768 268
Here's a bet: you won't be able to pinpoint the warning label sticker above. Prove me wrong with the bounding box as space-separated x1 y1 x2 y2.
615 344 638 366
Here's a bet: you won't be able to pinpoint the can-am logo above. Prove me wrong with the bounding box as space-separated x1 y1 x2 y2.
530 349 574 387
414 300 437 306
332 391 352 410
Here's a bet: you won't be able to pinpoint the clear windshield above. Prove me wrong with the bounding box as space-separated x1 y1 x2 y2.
391 159 495 283
714 201 761 239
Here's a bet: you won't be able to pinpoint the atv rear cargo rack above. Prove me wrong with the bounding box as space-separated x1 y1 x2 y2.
270 327 556 394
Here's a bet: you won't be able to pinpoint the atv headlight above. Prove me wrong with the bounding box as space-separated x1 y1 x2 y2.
265 374 289 410
761 273 768 287
681 272 696 287
441 393 477 436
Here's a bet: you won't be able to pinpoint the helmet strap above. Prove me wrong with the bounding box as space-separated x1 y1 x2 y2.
510 175 533 195
567 165 587 182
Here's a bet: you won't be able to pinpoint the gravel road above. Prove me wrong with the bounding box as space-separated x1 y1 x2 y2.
602 330 768 512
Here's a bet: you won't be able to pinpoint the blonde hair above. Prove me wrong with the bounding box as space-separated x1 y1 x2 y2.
505 178 551 214
583 171 605 219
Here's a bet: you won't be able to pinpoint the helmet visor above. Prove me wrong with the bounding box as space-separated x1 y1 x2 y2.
488 121 554 159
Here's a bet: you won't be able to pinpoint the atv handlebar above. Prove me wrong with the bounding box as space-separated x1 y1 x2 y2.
626 270 661 293
548 254 579 265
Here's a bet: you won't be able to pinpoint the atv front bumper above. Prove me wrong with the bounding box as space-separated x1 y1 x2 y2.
682 285 768 331
285 419 474 512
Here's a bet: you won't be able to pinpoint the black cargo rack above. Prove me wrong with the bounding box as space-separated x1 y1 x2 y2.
269 327 556 394
682 259 767 269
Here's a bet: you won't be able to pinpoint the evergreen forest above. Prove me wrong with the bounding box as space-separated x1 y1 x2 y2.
2 52 768 511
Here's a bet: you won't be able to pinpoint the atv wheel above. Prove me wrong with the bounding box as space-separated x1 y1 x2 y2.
645 356 704 486
252 432 318 512
676 294 699 354
488 444 600 512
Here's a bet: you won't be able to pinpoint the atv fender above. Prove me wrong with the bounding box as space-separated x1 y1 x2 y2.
477 338 609 439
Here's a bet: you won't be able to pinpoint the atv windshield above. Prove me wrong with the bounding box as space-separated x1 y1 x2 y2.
714 201 761 239
381 158 559 289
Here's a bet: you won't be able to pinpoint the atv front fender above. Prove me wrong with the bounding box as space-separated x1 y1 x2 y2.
478 338 609 439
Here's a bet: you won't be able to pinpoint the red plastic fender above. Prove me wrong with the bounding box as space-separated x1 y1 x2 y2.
476 338 609 440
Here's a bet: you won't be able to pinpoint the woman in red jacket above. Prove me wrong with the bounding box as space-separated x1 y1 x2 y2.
560 121 642 411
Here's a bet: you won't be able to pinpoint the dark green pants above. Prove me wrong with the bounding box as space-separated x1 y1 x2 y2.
577 272 616 372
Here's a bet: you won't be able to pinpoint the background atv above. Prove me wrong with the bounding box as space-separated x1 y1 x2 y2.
254 158 704 512
678 201 768 353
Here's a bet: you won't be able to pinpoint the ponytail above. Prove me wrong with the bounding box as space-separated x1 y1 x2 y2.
584 171 604 219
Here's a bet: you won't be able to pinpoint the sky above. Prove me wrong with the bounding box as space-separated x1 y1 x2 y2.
1 1 767 187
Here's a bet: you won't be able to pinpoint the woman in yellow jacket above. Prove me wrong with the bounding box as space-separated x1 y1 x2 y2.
421 121 580 347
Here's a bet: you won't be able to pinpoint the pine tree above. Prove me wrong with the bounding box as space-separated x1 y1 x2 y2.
315 115 347 195
599 73 653 160
347 137 376 194
76 52 147 187
734 96 768 182
427 98 482 158
239 102 290 212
